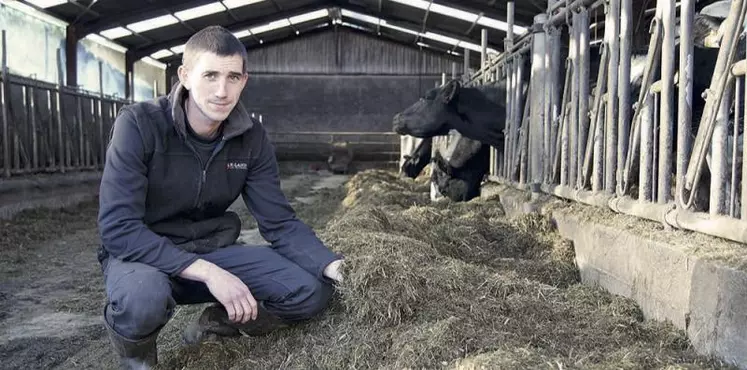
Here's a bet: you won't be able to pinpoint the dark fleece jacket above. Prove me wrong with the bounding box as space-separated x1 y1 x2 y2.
97 82 341 278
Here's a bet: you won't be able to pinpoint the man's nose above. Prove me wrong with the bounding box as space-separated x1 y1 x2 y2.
215 79 228 98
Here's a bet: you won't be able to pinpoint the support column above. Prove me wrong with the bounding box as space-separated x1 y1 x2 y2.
65 25 78 88
125 51 136 101
530 14 548 190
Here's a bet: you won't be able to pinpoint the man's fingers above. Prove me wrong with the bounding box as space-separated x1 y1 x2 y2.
224 300 238 322
247 293 258 321
238 296 253 323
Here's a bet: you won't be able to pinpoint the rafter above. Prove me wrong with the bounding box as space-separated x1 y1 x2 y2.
131 1 336 60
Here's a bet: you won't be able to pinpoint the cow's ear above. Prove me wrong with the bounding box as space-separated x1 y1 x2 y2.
440 80 460 104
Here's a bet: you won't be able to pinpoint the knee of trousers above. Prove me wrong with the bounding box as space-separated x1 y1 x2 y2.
272 279 334 322
105 276 175 339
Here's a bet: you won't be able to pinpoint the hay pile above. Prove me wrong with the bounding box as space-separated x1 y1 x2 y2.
160 169 731 370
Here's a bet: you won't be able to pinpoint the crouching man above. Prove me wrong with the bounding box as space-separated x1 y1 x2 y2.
97 25 344 369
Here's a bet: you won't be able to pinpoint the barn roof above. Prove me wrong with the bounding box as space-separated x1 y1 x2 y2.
8 0 546 67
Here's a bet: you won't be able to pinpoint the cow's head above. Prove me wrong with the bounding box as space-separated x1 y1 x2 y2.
392 80 461 138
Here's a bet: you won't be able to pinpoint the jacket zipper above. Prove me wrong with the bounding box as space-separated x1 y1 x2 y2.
194 138 226 209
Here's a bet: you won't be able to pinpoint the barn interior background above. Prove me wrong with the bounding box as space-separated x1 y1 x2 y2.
1 0 747 368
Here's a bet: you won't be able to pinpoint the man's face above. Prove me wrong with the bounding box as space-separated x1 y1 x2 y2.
178 51 248 125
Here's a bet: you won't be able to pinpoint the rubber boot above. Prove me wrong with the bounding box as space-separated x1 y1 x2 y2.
104 318 158 370
182 302 288 345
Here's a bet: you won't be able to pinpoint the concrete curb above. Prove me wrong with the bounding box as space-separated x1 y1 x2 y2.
0 172 102 220
481 183 747 369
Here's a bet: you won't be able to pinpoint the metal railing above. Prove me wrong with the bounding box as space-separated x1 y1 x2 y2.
472 0 747 245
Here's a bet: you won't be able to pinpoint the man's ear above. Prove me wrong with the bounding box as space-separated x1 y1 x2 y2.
177 65 190 89
439 79 460 104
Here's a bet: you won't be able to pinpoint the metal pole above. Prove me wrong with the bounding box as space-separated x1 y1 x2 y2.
640 92 654 202
1 30 9 178
570 11 580 188
530 14 548 188
606 0 620 193
505 1 515 179
451 62 457 80
659 0 676 204
730 80 740 217
543 26 553 184
481 28 488 68
550 25 562 183
504 58 513 178
618 0 632 195
585 44 608 190
677 0 694 207
512 55 524 182
56 48 65 173
577 8 590 188
463 49 470 80
742 72 747 219
710 88 731 215
29 86 38 170
558 59 572 185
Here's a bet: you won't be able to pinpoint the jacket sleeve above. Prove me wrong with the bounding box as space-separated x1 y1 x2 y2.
98 109 199 276
242 128 342 280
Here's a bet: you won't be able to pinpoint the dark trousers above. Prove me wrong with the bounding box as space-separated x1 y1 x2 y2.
102 244 334 340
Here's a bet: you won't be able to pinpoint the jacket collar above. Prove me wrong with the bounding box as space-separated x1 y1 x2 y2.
167 82 254 140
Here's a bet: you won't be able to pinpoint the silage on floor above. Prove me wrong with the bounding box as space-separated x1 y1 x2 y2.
158 169 732 370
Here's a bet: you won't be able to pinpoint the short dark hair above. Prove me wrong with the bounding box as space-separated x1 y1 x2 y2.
182 25 249 73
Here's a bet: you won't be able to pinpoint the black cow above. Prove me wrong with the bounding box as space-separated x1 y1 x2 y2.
393 77 520 201
392 75 526 150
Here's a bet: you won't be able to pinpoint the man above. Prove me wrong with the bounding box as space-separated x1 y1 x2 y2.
97 25 344 369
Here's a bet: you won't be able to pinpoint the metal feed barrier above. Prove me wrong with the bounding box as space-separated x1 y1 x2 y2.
468 0 747 245
402 0 747 245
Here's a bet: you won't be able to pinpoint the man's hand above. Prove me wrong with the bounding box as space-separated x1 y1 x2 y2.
323 259 344 283
179 259 258 323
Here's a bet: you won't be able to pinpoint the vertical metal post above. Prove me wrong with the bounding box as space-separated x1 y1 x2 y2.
76 96 83 168
731 80 740 217
640 92 654 201
504 59 513 178
618 0 632 195
659 0 676 204
677 0 694 206
56 48 65 173
543 23 553 183
481 29 488 68
711 88 731 215
593 96 607 192
1 30 9 178
512 55 524 182
570 11 580 188
519 86 531 185
577 8 590 187
550 26 561 183
29 86 38 170
504 2 515 180
606 0 620 193
557 59 572 185
530 14 548 188
463 49 470 80
742 72 747 218
441 72 446 86
451 62 457 80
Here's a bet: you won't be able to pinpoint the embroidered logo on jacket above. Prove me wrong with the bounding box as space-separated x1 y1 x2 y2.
227 162 248 170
